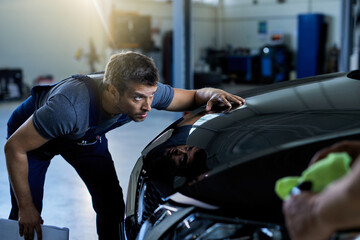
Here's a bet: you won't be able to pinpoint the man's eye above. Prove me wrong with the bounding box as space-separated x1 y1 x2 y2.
134 96 142 101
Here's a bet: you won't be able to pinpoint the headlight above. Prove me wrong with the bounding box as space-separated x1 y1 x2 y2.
171 215 242 240
138 205 284 240
164 213 283 240
137 181 147 224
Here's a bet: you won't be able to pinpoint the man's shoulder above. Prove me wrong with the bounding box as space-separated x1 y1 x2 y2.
28 77 89 117
52 78 89 98
53 73 104 98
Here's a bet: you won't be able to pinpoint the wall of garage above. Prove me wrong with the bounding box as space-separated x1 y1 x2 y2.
110 0 218 81
112 1 218 59
0 0 218 87
0 0 343 87
0 0 108 86
221 0 341 54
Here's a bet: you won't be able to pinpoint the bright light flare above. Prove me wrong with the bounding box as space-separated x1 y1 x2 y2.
91 0 116 48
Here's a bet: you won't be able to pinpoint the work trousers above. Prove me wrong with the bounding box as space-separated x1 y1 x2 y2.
7 96 125 240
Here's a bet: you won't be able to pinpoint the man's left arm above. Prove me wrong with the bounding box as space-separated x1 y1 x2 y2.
166 88 245 112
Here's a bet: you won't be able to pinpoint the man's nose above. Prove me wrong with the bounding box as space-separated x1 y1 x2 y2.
142 98 152 111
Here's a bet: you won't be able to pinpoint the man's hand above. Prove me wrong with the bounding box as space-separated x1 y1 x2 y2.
168 88 245 112
283 192 333 240
309 140 360 166
204 89 245 113
18 205 42 240
284 150 360 240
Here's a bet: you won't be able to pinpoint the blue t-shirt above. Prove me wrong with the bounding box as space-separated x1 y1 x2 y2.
32 74 174 140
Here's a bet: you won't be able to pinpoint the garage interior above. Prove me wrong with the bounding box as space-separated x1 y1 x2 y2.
0 0 359 239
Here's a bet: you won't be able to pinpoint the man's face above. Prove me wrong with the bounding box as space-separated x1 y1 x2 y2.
117 82 157 122
165 145 200 170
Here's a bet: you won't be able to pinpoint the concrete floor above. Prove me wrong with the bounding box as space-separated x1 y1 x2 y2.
0 82 257 239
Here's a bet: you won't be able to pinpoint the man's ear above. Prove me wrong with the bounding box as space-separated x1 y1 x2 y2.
108 84 120 98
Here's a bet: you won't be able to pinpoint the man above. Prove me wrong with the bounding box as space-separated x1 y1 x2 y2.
5 51 245 240
283 140 360 240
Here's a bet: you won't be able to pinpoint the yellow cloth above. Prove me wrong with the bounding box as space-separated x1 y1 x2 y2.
275 152 352 200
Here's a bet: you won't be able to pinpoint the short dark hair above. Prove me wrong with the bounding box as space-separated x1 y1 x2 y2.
103 51 159 95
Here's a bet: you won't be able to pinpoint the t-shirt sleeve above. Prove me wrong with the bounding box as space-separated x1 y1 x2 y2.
151 82 174 110
33 94 77 139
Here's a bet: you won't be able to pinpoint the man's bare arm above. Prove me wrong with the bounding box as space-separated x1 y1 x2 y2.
5 115 49 240
166 88 245 112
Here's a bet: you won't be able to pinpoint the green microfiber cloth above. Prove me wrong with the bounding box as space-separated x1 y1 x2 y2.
275 152 352 200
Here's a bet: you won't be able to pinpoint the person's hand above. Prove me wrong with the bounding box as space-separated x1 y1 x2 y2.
283 192 333 240
309 140 360 166
205 90 245 113
18 205 42 240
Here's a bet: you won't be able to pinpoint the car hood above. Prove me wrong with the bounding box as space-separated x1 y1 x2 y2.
142 72 360 223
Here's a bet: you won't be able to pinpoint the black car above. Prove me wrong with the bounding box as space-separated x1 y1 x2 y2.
124 71 360 240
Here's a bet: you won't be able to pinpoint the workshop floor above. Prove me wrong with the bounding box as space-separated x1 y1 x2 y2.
0 82 258 240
